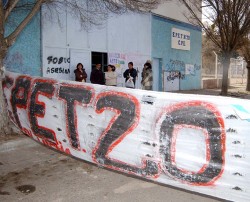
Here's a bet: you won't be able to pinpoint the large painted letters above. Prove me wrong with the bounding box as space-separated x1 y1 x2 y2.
93 92 159 177
58 85 94 149
2 71 250 202
158 101 225 185
29 79 56 143
11 76 31 129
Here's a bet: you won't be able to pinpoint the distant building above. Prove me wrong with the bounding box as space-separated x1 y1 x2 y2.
5 1 202 91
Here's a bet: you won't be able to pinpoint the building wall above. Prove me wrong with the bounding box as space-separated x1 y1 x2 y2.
42 10 151 55
42 8 151 88
152 1 202 24
4 0 41 76
152 15 202 90
4 1 202 91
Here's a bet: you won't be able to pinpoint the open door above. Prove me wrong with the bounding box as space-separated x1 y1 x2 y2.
152 58 162 91
163 71 180 91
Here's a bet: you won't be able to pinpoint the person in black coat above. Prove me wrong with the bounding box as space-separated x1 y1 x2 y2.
123 62 137 88
90 64 105 85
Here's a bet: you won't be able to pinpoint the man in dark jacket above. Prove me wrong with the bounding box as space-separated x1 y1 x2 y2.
123 62 137 88
90 64 105 85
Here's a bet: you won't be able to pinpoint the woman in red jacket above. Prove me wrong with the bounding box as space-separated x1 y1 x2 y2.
74 63 87 82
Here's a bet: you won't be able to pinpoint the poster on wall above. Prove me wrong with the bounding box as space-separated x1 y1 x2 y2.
185 64 195 75
43 47 70 80
172 28 191 51
108 53 126 87
108 52 149 89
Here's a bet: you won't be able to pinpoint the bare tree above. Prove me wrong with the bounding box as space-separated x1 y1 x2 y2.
202 32 218 75
180 0 250 95
0 0 162 136
238 35 250 91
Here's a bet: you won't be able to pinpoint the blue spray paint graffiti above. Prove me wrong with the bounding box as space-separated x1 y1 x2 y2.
166 59 201 79
166 59 185 72
4 52 30 74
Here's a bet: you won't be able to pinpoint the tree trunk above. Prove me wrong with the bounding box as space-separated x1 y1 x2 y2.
0 56 21 137
246 61 250 91
221 54 231 96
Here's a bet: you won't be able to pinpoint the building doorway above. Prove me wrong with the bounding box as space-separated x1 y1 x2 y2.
91 52 108 72
152 58 163 91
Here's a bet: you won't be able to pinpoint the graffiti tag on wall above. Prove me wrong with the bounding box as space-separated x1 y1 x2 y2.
46 56 70 75
166 59 201 78
2 71 250 202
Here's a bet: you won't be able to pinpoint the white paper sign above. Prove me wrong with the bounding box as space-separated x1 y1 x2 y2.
172 28 191 51
185 64 195 75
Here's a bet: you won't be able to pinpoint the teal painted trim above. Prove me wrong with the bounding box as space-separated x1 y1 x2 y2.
152 15 202 32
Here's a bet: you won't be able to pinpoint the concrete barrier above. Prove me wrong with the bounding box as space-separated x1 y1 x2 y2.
2 71 250 201
202 78 222 89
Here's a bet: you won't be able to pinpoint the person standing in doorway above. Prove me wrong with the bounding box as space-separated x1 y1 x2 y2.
105 65 117 86
141 62 153 90
74 63 87 82
90 63 105 85
123 62 137 88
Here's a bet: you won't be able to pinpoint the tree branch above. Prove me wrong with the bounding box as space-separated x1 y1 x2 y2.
6 0 44 47
4 0 20 20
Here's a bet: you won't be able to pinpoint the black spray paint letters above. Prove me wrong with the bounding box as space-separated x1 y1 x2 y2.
58 85 93 149
4 75 225 184
47 56 70 64
11 76 31 129
46 67 70 74
167 71 181 81
159 102 225 185
29 80 56 142
93 93 159 177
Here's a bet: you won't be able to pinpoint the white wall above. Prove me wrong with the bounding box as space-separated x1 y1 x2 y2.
107 13 151 55
42 6 151 83
152 1 202 24
43 12 151 54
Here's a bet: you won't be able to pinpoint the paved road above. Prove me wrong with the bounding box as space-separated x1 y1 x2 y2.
0 135 223 202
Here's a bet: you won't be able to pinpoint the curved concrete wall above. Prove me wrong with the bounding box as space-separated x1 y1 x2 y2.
152 16 202 90
2 71 250 201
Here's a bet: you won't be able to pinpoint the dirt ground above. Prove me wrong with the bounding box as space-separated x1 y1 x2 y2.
177 83 250 99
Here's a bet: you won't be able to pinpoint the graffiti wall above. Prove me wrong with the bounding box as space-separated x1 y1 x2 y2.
2 71 250 202
152 16 202 90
